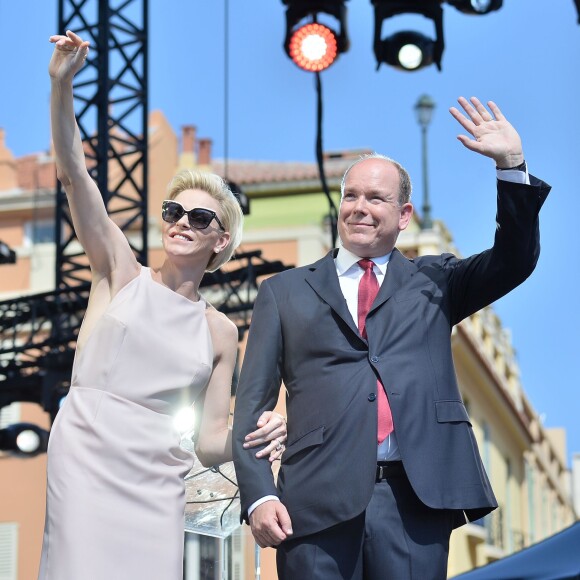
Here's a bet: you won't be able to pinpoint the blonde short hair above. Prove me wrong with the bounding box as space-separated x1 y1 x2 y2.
166 170 244 272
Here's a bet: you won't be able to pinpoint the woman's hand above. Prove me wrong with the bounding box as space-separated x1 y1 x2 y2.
243 411 287 462
49 30 89 83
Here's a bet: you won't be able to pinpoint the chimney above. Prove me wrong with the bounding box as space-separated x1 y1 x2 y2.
0 128 18 190
182 125 196 154
198 138 212 166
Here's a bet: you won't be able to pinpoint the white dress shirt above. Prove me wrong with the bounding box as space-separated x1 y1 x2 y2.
335 248 401 461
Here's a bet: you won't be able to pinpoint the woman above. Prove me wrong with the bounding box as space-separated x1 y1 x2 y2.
39 30 285 579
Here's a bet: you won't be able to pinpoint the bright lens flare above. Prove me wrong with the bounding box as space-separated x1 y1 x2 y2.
289 23 338 72
174 407 196 434
398 44 423 70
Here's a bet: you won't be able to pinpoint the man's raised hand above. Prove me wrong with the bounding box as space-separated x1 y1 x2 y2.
449 96 524 169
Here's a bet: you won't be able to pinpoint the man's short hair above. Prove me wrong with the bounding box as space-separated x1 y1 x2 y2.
340 153 412 206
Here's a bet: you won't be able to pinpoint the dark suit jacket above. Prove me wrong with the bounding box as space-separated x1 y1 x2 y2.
233 176 550 539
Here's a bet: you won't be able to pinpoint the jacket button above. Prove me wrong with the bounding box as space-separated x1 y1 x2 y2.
370 356 379 363
368 393 376 402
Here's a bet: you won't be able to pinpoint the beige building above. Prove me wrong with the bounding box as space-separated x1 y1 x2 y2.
0 114 576 579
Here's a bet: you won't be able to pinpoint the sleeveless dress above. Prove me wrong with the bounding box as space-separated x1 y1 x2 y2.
38 267 213 580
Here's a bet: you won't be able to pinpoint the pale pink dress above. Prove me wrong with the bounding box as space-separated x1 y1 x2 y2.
39 267 213 579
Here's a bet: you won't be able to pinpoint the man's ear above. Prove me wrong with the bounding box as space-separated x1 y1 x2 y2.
398 203 414 231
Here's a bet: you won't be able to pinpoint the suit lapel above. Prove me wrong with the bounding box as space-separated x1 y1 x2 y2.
304 251 361 339
369 248 416 315
304 248 416 336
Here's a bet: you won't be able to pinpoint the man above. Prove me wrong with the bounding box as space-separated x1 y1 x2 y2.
232 96 550 579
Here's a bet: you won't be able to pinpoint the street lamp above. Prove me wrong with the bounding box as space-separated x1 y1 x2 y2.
414 94 435 229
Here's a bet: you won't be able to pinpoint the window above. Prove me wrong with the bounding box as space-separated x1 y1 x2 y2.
505 458 513 552
482 422 491 475
0 403 20 429
0 523 18 580
526 461 536 543
23 219 56 246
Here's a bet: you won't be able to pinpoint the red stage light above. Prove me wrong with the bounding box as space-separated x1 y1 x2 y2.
288 23 338 72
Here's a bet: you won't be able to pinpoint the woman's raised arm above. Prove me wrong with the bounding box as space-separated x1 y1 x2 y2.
49 31 138 286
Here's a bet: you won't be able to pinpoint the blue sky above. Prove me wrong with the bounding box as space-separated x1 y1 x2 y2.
1 1 579 466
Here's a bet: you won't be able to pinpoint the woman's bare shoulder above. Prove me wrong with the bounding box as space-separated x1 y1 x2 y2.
204 302 238 344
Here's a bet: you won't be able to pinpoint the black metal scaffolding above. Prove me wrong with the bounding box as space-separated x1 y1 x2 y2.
55 0 149 289
0 0 291 427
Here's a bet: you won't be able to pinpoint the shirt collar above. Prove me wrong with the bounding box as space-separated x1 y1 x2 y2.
335 246 392 277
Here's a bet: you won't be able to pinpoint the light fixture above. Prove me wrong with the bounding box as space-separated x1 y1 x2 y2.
0 240 16 264
377 31 437 71
226 180 250 215
372 1 444 71
414 93 436 128
446 0 502 15
283 1 350 72
0 423 49 457
288 22 339 71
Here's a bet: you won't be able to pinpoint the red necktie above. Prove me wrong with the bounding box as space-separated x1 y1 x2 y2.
357 259 393 444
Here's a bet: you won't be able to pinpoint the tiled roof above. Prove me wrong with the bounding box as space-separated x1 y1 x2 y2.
210 154 369 186
9 155 366 193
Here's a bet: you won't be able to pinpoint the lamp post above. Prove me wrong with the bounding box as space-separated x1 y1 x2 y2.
414 94 435 229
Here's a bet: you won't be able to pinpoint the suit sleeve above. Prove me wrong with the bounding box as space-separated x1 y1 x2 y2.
448 175 551 325
232 278 284 521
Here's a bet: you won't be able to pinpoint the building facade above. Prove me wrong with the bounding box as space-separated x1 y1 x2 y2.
0 115 576 579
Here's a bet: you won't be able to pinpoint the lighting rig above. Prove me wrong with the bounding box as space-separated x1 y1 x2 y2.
0 251 290 456
282 0 504 72
1 0 293 458
279 0 505 246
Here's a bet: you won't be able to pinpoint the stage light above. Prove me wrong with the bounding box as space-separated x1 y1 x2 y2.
446 0 502 15
372 1 444 71
398 43 424 70
0 240 16 264
226 180 250 215
283 1 350 72
0 423 49 457
289 22 338 71
377 31 436 71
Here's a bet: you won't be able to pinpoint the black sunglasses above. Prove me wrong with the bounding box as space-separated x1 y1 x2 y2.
162 200 225 231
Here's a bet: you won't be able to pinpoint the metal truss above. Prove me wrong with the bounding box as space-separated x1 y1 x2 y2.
200 250 292 341
55 0 149 288
0 285 89 419
0 0 293 425
0 252 290 418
